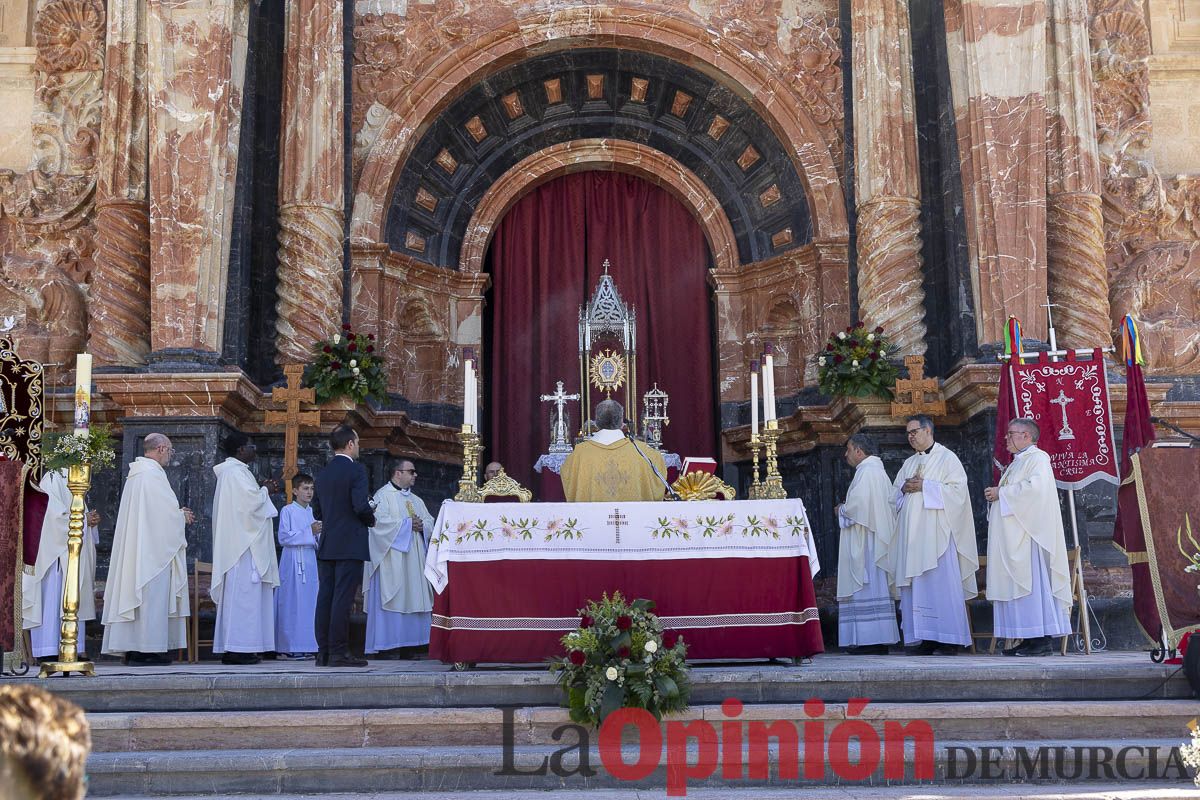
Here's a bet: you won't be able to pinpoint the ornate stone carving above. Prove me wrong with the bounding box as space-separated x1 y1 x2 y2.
784 8 844 170
33 0 105 74
276 205 344 365
1089 0 1152 170
0 251 87 372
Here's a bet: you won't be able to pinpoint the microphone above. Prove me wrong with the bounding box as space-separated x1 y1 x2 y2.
1150 417 1200 443
626 431 681 501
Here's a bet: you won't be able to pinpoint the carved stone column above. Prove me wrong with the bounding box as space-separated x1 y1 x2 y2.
146 0 250 361
851 0 927 356
944 0 1048 343
1046 0 1109 349
89 0 151 367
275 0 344 366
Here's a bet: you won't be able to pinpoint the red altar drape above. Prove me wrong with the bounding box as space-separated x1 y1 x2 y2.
486 172 715 491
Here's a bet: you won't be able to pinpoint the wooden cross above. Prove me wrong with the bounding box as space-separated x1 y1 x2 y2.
607 508 627 545
890 355 946 418
264 364 322 498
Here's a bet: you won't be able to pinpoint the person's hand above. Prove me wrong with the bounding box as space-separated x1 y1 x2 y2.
984 486 1000 502
181 507 195 525
311 520 323 535
412 517 424 533
86 509 101 527
901 477 924 494
260 477 280 493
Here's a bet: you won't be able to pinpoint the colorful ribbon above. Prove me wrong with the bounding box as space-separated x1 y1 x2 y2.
1003 316 1023 364
1121 315 1145 367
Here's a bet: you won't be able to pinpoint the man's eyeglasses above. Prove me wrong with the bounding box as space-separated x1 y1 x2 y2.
905 429 923 437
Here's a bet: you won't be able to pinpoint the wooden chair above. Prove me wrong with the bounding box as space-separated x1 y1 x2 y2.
1061 547 1084 656
479 470 532 503
188 561 215 662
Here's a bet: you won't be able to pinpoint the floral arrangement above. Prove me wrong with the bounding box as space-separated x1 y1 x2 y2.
43 424 116 471
304 323 388 404
1183 721 1200 786
817 322 900 399
550 592 690 727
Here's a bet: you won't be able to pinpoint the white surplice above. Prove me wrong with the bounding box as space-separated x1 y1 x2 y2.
274 501 319 653
363 483 434 653
210 457 279 654
837 456 899 647
986 445 1072 638
887 443 979 646
101 458 190 655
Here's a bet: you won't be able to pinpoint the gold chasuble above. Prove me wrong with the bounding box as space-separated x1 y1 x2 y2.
561 438 668 502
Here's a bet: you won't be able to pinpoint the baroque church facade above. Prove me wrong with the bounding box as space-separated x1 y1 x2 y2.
0 0 1197 616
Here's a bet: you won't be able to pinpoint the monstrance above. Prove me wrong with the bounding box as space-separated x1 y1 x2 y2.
578 260 637 429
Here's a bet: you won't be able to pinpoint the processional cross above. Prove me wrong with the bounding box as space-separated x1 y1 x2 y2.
540 380 580 454
607 508 627 545
1049 390 1076 441
264 364 322 497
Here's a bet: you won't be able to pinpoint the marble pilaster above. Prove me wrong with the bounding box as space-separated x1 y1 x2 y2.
90 0 151 367
851 0 927 356
944 0 1048 343
275 0 345 366
145 0 250 360
1045 0 1109 350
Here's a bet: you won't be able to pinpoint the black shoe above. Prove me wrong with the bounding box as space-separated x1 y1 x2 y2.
911 640 940 656
125 651 172 666
933 644 960 656
221 652 261 665
315 651 330 667
846 644 890 655
328 654 368 668
1012 637 1053 657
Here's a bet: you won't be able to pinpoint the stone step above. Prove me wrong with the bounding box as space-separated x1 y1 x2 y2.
29 653 1190 713
86 700 1200 752
84 740 1195 796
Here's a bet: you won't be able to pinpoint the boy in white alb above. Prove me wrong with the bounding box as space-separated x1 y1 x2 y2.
274 473 321 657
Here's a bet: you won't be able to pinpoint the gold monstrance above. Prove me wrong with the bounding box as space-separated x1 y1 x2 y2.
579 261 637 430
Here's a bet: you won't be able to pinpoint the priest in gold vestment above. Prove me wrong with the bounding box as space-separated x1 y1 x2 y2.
561 399 668 502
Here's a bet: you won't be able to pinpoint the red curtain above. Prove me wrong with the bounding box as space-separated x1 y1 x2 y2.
486 172 715 491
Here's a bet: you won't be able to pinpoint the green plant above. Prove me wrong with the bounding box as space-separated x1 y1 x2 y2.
817 322 900 399
43 424 116 471
303 323 388 404
549 592 690 727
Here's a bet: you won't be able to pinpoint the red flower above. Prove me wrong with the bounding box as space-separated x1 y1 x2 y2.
568 650 586 666
616 615 632 631
368 333 376 341
580 614 594 628
342 323 352 331
617 645 631 658
331 361 343 370
848 339 858 348
322 345 332 354
366 345 375 353
662 631 679 649
834 355 844 364
874 326 884 334
825 343 834 352
845 326 853 334
348 343 358 352
870 351 880 360
854 320 864 328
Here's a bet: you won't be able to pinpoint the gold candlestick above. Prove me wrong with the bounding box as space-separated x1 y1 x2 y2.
454 424 483 502
748 435 763 499
759 421 787 500
40 464 95 678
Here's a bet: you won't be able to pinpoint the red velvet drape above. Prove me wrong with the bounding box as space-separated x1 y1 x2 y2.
486 172 715 491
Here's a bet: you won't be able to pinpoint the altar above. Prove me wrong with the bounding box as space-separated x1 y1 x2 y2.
424 498 824 664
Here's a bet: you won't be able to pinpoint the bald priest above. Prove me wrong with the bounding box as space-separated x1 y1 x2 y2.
561 399 668 502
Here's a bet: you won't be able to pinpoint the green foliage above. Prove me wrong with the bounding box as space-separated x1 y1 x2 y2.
816 322 900 399
44 424 116 472
548 591 691 728
303 324 388 405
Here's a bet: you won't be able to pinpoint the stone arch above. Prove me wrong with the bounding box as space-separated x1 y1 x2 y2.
352 10 847 248
460 140 738 274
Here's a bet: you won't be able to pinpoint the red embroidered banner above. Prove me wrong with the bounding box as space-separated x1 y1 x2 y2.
999 351 1119 490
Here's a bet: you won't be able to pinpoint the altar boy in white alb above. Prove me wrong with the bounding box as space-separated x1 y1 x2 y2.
889 415 979 655
835 433 899 654
363 460 434 655
984 418 1072 657
211 433 280 665
23 469 100 659
275 473 320 657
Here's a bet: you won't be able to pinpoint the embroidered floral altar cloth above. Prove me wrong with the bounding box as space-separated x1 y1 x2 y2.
425 499 824 664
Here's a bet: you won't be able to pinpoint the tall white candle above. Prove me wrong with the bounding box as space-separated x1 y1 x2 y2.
73 353 92 435
763 343 777 423
467 360 478 429
462 351 473 428
750 361 759 437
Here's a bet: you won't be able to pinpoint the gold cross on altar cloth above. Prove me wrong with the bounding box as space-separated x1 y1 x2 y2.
264 364 322 498
890 355 946 418
607 509 627 545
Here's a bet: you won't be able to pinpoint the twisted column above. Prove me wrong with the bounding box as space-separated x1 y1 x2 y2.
275 0 344 365
851 0 927 355
1048 193 1109 347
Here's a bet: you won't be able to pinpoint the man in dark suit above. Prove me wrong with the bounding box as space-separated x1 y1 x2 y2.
312 425 375 667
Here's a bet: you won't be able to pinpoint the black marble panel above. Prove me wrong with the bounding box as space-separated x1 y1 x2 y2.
840 0 858 321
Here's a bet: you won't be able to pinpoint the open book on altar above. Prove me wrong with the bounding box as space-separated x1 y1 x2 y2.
680 457 717 475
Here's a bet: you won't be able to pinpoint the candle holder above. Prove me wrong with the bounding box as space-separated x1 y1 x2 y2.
39 463 95 678
747 435 763 499
759 420 787 500
454 424 483 502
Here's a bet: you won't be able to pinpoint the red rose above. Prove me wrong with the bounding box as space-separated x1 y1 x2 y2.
616 615 632 631
331 361 342 370
368 333 376 341
854 320 863 328
870 351 880 360
662 631 679 649
348 343 358 352
848 339 858 348
845 326 853 334
568 650 586 666
825 343 834 352
617 645 631 658
874 326 884 334
834 355 844 364
342 323 352 331
580 615 594 628
366 345 375 353
323 345 332 354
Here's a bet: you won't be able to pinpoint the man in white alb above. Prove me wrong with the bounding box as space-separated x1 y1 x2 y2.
101 433 194 665
888 415 979 655
984 417 1072 656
